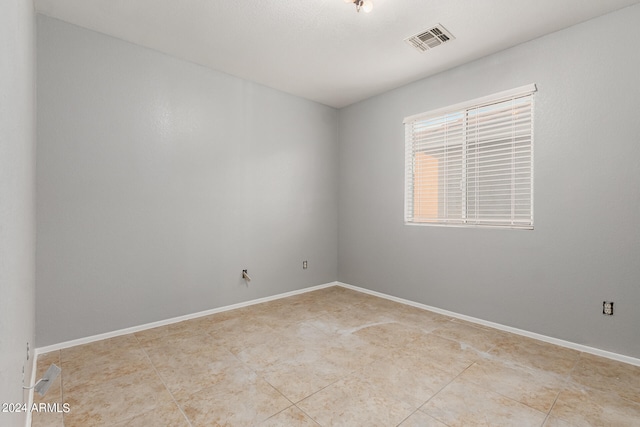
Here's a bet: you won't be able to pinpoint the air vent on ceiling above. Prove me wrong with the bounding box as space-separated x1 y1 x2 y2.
405 24 455 52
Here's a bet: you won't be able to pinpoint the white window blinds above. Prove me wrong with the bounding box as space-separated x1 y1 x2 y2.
404 84 536 229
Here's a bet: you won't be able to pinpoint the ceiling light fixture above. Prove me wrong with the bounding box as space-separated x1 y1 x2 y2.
344 0 373 13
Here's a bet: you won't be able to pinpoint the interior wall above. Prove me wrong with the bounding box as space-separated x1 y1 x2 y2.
36 16 338 347
338 4 640 358
0 0 36 424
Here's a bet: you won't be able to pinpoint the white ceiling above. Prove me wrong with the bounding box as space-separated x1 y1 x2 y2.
34 0 640 108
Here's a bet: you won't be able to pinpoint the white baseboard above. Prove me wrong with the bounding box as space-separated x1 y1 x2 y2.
337 282 640 367
24 350 38 427
35 281 338 355
35 279 640 368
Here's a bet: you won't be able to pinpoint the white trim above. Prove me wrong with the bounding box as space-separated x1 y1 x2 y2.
34 279 640 368
24 351 38 427
337 282 640 367
35 282 338 355
403 83 537 124
404 86 535 229
404 222 533 230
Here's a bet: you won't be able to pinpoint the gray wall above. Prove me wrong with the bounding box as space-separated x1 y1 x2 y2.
338 4 640 358
0 0 36 424
36 16 338 346
36 5 640 360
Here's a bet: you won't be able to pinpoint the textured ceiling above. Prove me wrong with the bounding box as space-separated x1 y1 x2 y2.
34 0 640 108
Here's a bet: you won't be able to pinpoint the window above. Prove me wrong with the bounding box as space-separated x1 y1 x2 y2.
404 84 536 229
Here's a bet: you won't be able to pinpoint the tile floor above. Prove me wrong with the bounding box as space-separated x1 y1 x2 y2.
32 286 640 426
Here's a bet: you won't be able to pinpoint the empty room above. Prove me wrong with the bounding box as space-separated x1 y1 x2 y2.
2 0 640 426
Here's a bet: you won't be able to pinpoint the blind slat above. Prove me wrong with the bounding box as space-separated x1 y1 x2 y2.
405 86 535 229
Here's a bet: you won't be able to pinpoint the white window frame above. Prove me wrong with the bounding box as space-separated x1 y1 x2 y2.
404 84 536 229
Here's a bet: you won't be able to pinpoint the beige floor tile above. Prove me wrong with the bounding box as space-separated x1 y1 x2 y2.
37 286 640 426
232 332 307 372
60 334 140 361
323 287 383 309
217 330 280 358
252 297 332 327
259 406 320 426
195 305 266 329
110 400 190 427
570 352 640 403
212 303 293 330
353 294 409 313
62 368 173 427
31 411 65 427
381 304 454 333
138 329 219 357
549 383 640 427
431 320 506 353
177 367 291 426
317 331 391 372
240 299 284 314
60 341 152 390
543 416 577 427
350 298 451 332
33 351 62 405
398 333 478 375
422 378 547 427
354 358 455 408
31 352 64 426
145 342 246 400
32 383 63 408
133 314 224 344
458 357 565 412
267 320 333 346
260 345 350 403
353 321 426 350
489 335 580 376
208 315 278 354
304 308 396 337
399 410 449 427
34 351 61 375
133 324 177 345
297 374 415 427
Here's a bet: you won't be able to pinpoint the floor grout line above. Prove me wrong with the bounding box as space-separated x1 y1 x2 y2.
133 333 195 427
37 286 640 426
539 351 581 426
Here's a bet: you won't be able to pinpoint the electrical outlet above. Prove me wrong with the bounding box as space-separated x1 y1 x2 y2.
603 301 614 316
303 260 308 270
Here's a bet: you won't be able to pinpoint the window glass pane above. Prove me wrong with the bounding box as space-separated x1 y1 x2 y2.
404 87 534 229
